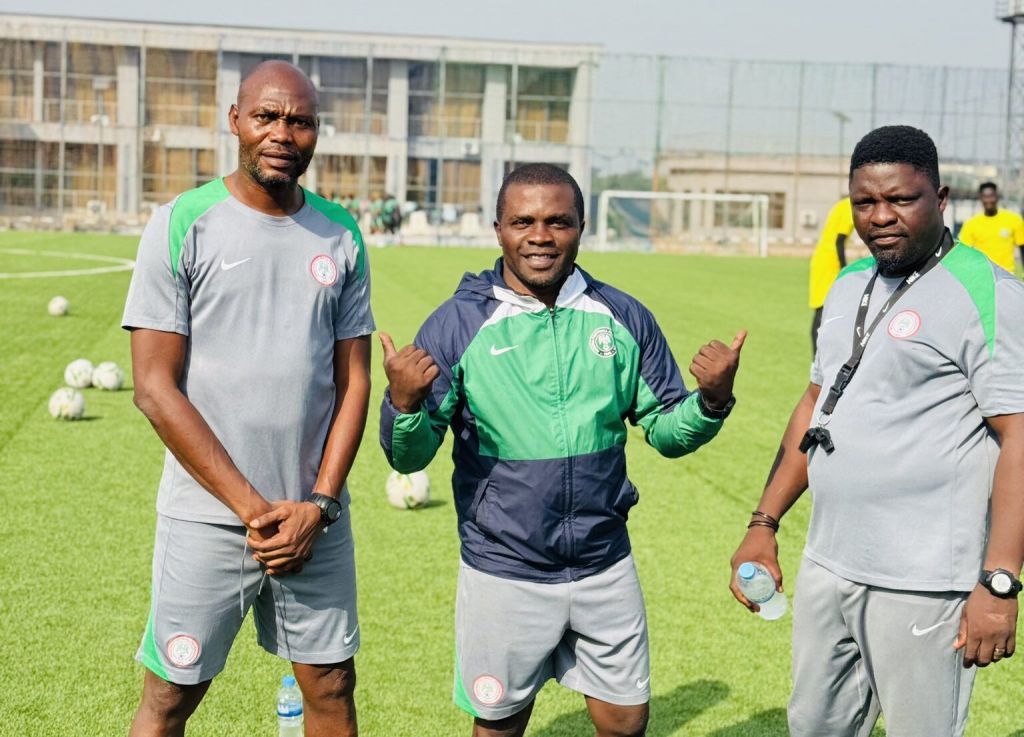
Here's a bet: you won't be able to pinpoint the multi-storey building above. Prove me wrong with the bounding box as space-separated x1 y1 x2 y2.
0 13 598 222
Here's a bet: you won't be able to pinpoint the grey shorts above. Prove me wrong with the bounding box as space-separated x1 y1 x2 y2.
454 554 650 721
136 509 359 685
789 556 975 737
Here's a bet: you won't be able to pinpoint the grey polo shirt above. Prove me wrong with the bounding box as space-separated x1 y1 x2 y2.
807 243 1024 592
122 179 374 525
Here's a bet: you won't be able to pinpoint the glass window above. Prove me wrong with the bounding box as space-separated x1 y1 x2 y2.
509 66 574 143
145 49 217 128
407 157 480 212
64 43 118 124
408 62 484 139
0 40 39 122
442 64 484 138
408 62 439 137
62 142 117 210
142 144 215 205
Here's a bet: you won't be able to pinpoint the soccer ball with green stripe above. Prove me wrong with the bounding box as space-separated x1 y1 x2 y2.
385 470 431 510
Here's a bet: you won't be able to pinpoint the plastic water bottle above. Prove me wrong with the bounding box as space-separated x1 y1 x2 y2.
277 675 303 737
737 561 788 621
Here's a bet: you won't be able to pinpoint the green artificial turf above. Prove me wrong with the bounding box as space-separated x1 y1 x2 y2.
0 231 1021 736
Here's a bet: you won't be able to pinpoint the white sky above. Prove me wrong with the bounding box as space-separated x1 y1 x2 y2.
2 0 1013 68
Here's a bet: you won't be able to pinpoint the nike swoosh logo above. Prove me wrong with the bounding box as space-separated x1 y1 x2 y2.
220 257 251 271
490 345 519 356
910 620 948 636
343 624 360 645
822 315 845 326
636 676 651 690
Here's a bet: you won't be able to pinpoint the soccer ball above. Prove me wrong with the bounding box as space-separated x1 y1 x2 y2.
92 361 125 391
48 387 85 420
48 296 69 316
385 470 431 510
63 359 94 389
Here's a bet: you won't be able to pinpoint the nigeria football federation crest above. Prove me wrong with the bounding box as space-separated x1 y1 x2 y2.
310 254 339 286
589 327 617 357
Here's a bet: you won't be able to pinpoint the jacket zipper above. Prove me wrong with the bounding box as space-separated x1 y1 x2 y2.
548 306 575 564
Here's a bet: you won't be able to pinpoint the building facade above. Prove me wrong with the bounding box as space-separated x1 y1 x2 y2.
0 13 598 222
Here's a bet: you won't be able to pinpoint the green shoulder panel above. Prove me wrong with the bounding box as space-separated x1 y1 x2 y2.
836 255 876 280
167 178 230 278
303 188 367 280
942 243 997 357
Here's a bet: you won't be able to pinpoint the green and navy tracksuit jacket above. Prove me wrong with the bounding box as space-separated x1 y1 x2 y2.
380 260 726 583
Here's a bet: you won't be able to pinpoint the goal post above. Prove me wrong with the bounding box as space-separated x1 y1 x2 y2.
593 190 770 257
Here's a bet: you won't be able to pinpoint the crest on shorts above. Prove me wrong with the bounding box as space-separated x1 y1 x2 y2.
589 327 617 358
887 309 921 340
473 675 504 705
166 634 201 667
310 254 339 286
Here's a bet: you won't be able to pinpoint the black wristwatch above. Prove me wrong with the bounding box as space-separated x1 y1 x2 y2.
981 568 1023 599
697 392 735 420
308 492 343 527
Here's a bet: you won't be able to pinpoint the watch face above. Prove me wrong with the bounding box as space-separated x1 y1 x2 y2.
326 500 342 522
992 572 1012 595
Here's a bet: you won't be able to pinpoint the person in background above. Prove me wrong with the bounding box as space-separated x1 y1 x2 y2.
958 181 1024 275
808 196 855 352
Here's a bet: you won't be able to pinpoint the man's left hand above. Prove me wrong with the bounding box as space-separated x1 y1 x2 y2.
954 584 1018 667
690 330 746 410
247 501 324 576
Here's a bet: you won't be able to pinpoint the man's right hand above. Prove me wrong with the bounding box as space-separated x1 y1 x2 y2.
379 332 440 413
729 526 784 613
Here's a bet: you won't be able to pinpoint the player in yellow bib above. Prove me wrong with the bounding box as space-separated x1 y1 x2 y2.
958 182 1024 274
808 197 855 351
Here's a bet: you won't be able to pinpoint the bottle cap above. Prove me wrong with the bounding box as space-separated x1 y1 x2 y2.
738 562 757 580
282 675 297 687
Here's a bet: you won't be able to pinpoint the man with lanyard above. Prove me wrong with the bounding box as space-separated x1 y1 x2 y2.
123 61 372 736
958 181 1024 275
729 125 1024 736
378 163 744 736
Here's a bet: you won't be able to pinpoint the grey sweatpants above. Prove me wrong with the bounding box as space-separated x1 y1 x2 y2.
789 556 975 737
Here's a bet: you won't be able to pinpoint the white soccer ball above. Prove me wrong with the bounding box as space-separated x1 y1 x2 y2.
63 358 94 389
48 387 85 420
385 470 431 510
48 296 69 316
92 361 125 391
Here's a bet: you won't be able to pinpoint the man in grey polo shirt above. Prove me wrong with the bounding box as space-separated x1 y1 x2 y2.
730 126 1024 736
123 61 372 736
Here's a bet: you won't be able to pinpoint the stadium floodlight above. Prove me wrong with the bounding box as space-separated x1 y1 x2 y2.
593 190 770 257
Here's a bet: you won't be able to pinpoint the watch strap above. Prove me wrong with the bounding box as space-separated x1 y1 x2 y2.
308 492 342 526
697 392 735 420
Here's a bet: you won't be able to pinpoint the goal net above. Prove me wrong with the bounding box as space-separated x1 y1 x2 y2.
592 190 770 256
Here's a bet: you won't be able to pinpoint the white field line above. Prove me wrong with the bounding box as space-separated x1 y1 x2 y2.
0 248 135 279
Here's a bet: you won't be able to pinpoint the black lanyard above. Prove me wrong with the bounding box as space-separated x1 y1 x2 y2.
800 230 954 455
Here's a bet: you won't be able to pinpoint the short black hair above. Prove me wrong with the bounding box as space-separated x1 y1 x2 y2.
979 181 998 194
496 163 584 224
849 125 940 189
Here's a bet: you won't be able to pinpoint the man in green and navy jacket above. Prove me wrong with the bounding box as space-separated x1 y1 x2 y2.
379 164 744 737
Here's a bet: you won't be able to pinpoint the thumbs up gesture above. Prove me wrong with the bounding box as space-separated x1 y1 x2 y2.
689 330 746 411
380 332 441 414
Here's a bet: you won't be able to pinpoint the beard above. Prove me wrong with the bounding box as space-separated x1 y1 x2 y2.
240 147 312 190
871 233 944 278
